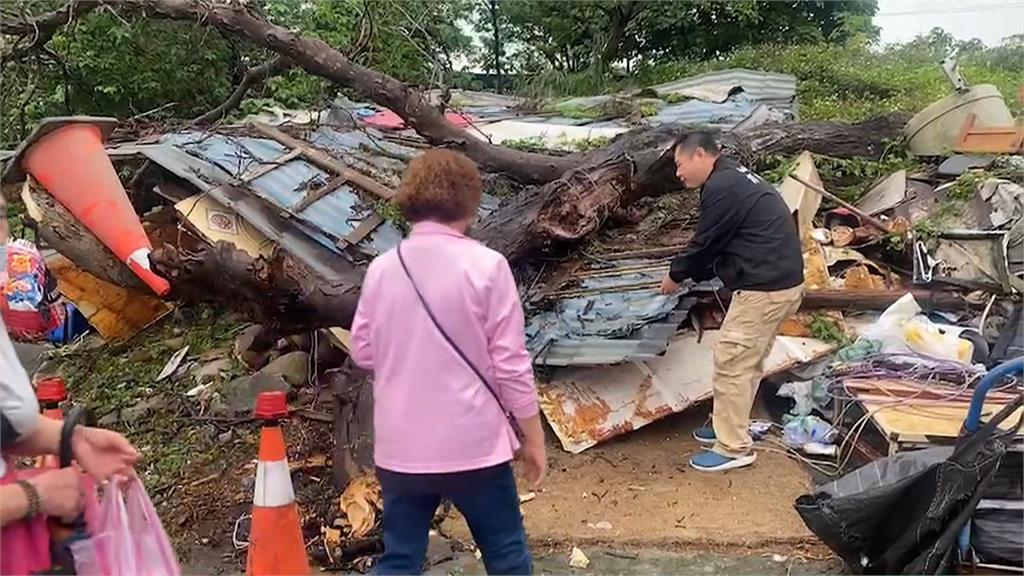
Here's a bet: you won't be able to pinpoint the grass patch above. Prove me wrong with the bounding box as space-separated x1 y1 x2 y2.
809 314 853 347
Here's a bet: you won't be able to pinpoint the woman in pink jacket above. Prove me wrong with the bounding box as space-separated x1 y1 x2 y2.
351 149 546 575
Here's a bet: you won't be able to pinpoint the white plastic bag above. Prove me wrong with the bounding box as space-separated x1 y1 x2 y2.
859 293 973 364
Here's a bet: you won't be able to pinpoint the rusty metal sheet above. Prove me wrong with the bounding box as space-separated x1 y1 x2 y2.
47 254 173 342
539 330 837 453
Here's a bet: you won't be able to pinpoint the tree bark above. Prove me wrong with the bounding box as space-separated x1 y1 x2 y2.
606 112 912 200
138 0 575 184
149 241 361 333
474 155 633 265
20 179 148 291
192 56 290 125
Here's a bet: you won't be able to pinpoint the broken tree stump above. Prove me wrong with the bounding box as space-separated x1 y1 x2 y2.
20 178 148 291
150 241 361 333
474 156 634 265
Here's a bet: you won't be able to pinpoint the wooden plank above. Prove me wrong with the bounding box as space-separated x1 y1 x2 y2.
291 175 349 214
861 399 1023 446
250 122 395 200
239 148 303 183
788 172 893 234
336 214 386 249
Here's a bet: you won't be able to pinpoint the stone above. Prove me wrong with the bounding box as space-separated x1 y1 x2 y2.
426 531 456 568
219 373 291 415
257 351 309 388
234 324 271 370
193 358 235 383
121 396 167 424
97 410 121 427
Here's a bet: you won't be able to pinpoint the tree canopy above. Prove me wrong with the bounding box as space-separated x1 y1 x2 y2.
1 0 1020 149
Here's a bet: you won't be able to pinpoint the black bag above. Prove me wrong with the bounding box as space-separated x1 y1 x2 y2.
794 395 1023 574
396 244 523 439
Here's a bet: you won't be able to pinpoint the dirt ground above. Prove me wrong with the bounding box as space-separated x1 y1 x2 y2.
443 403 818 550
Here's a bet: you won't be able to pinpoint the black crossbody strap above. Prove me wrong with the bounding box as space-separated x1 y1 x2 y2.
397 244 522 437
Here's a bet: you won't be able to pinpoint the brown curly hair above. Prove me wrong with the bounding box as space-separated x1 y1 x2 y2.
396 149 482 224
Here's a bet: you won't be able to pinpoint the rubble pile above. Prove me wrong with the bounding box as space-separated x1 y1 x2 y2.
1 62 1020 572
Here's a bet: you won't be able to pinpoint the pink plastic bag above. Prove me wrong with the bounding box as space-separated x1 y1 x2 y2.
72 476 180 576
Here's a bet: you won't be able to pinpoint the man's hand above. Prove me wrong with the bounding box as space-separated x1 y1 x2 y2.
659 274 681 295
72 426 139 480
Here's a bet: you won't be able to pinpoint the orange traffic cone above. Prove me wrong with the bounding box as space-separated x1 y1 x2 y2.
248 391 310 575
35 377 67 470
21 122 170 296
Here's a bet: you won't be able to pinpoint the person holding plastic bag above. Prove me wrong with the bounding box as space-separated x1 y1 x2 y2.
0 195 148 574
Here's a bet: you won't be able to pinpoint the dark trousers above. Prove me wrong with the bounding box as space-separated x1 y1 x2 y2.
374 463 531 575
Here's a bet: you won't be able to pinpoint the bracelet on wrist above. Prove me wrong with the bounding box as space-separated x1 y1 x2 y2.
16 479 41 519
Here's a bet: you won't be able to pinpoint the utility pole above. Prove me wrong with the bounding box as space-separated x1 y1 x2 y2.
489 0 502 92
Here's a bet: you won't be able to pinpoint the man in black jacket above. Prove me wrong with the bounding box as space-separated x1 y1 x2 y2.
660 131 804 472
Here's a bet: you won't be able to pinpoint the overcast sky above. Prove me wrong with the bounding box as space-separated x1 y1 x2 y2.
875 0 1024 46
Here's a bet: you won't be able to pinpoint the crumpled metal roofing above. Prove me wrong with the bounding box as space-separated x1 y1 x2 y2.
646 68 798 113
525 255 720 366
160 129 407 259
109 125 499 281
539 331 838 453
649 92 793 130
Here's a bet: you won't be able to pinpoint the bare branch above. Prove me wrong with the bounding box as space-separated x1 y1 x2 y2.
135 0 575 185
1 0 102 60
192 55 290 126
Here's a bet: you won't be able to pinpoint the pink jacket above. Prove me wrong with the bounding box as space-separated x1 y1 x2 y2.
350 222 539 474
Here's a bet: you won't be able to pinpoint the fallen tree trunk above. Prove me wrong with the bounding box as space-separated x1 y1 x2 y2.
474 156 634 265
20 178 147 291
150 241 361 333
798 288 976 312
609 112 913 199
473 114 908 265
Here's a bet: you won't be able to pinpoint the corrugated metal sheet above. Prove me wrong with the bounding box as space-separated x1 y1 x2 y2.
525 255 720 366
540 330 837 453
648 93 792 131
646 68 798 113
107 143 359 284
161 130 407 259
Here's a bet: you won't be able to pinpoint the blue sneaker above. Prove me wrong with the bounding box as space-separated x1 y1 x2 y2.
692 426 716 446
689 450 757 472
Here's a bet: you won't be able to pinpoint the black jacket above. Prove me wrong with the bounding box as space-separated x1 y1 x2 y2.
669 157 803 291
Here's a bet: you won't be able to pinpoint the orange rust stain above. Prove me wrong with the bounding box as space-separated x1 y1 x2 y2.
538 382 612 444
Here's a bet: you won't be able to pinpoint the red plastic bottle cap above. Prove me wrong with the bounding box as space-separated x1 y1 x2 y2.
36 377 68 403
254 391 289 420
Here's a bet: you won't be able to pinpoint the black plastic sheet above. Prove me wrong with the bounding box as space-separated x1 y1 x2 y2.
794 396 1023 575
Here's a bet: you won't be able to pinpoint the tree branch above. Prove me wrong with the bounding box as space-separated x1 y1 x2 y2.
192 55 290 125
135 0 575 185
1 0 102 60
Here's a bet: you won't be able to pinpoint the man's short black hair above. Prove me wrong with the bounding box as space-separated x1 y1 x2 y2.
673 131 721 155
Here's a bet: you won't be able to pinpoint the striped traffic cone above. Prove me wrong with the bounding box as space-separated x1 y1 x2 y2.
35 377 67 470
248 391 310 575
21 121 170 296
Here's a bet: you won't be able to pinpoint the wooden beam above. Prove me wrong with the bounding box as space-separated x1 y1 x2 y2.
249 122 395 200
336 213 385 249
239 148 303 183
291 175 349 214
788 172 893 235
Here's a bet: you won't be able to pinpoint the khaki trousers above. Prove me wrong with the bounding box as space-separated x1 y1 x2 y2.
712 284 804 458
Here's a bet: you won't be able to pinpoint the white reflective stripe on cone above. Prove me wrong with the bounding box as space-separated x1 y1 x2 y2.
254 459 296 507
